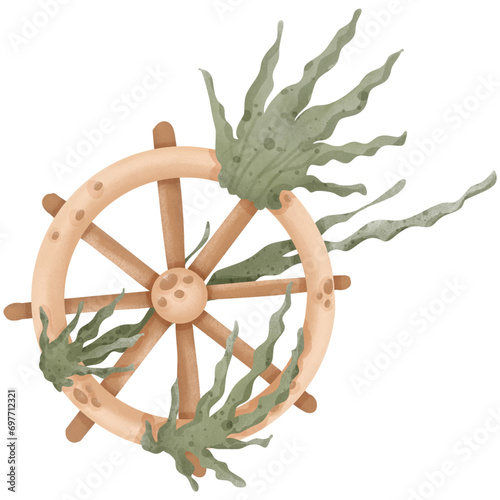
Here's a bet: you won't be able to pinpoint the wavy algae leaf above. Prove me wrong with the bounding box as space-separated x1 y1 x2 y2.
38 291 154 391
236 21 284 140
208 173 496 284
325 172 497 252
202 9 406 209
185 222 211 264
141 285 303 491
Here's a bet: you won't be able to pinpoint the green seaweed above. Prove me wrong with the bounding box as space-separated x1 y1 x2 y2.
185 222 211 264
209 172 496 285
200 9 496 286
39 291 154 391
141 285 303 491
201 9 407 209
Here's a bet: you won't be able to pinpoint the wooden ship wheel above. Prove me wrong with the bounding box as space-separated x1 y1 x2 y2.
4 122 351 476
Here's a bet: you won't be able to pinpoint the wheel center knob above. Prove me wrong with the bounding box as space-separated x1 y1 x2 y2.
151 268 207 324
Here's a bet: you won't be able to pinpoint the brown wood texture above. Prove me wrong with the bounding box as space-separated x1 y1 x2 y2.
175 323 201 420
207 275 351 300
158 178 185 268
42 193 159 290
153 121 201 423
4 276 351 321
4 292 153 320
155 122 185 269
189 199 257 280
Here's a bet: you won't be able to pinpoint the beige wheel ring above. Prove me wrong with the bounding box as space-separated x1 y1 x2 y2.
31 146 335 443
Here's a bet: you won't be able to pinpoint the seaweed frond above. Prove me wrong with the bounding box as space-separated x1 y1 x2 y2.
141 285 302 491
208 172 497 284
201 9 406 209
39 291 154 391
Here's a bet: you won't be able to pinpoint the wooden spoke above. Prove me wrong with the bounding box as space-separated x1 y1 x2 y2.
189 199 257 280
154 122 186 269
66 313 172 443
193 311 317 414
5 276 351 321
207 275 351 300
153 121 177 149
4 292 152 321
43 194 159 290
186 452 206 478
175 323 201 420
153 122 202 427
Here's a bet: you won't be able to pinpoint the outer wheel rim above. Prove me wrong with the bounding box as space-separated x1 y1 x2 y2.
31 146 335 443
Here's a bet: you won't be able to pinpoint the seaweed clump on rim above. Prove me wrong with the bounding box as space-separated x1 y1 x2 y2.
201 9 407 209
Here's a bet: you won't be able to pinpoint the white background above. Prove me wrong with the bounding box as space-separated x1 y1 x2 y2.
1 1 499 499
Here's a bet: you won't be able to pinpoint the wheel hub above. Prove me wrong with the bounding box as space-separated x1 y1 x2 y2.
151 268 207 324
